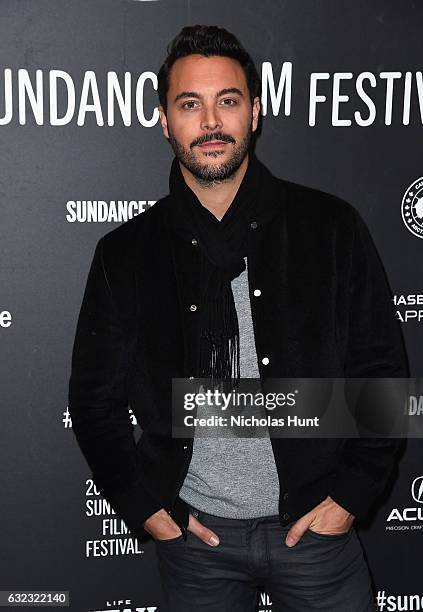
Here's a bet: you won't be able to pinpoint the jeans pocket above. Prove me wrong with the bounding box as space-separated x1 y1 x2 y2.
305 526 353 540
153 532 185 544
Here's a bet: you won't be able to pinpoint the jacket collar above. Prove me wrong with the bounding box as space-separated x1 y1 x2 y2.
161 153 285 233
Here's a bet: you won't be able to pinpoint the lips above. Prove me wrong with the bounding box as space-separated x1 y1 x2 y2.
198 140 227 148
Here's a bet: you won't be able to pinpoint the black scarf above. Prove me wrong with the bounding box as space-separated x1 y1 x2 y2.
167 151 264 392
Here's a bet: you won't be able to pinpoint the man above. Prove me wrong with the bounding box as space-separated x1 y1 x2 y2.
68 24 409 611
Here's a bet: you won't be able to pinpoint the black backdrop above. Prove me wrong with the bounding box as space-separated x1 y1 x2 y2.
1 1 422 610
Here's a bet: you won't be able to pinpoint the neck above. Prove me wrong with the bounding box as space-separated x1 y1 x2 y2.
179 154 249 220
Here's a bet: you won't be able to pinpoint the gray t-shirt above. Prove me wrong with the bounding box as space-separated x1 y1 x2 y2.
179 257 280 518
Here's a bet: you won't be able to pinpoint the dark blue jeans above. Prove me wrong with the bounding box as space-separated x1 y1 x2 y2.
153 504 376 611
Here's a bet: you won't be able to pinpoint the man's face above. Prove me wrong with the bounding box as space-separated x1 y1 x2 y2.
159 54 260 183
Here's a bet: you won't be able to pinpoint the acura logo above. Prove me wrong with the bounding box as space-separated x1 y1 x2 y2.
411 476 423 503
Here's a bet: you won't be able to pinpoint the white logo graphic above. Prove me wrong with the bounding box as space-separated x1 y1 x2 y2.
401 177 423 239
411 476 423 503
385 475 423 525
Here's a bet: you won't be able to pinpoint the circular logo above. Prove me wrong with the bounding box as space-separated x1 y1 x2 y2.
401 177 423 239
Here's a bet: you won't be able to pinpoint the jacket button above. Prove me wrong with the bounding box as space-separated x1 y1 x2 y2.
283 492 289 500
253 289 261 296
283 512 290 520
189 304 197 312
191 238 198 245
261 356 270 365
250 221 258 229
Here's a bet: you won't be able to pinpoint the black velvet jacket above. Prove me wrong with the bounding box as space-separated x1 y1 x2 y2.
68 160 409 543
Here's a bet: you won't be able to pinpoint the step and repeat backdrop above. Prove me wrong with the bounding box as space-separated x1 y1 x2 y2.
0 0 422 610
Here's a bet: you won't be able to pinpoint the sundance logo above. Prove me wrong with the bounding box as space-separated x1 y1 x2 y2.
66 200 154 223
386 476 423 527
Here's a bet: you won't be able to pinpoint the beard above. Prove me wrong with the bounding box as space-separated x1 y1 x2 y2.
167 124 253 188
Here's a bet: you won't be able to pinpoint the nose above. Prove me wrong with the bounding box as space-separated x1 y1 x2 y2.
200 104 222 132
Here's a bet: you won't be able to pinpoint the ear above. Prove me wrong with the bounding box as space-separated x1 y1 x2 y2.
158 105 170 139
251 96 261 133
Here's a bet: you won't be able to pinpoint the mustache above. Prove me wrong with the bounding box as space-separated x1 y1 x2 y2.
192 132 235 147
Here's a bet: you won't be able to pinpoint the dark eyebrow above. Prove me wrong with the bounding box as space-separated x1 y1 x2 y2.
173 87 244 104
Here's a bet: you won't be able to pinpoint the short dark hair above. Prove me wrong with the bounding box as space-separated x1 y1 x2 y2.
157 25 261 115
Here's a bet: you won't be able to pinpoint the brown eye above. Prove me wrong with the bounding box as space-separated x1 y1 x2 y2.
182 101 198 109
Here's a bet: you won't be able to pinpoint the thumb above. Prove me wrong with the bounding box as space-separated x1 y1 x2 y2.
188 513 220 547
285 517 310 547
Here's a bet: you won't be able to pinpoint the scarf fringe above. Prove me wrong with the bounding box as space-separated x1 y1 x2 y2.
198 285 241 392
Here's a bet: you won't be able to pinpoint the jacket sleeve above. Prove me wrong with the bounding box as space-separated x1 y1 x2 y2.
327 207 410 522
68 237 163 541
